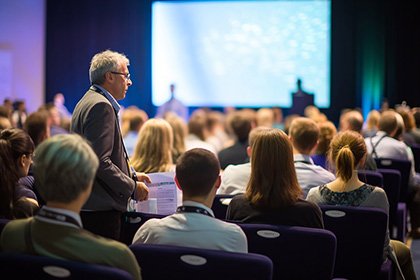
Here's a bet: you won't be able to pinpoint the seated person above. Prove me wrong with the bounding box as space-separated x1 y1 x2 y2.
0 128 38 219
226 128 323 229
288 117 335 197
0 134 141 280
132 148 248 253
307 131 416 280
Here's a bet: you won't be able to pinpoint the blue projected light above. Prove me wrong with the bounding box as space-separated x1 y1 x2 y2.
152 0 331 108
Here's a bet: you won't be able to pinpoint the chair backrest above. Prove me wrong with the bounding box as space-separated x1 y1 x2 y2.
311 154 327 169
374 158 411 202
238 223 336 280
211 194 235 219
357 169 383 188
120 212 166 245
320 205 388 279
410 144 420 173
129 243 273 280
0 253 133 280
376 168 401 226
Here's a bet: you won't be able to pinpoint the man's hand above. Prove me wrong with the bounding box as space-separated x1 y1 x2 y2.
135 181 149 201
136 172 151 184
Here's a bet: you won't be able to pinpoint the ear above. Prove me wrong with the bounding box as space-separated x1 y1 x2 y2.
246 146 252 158
104 71 114 83
18 154 26 167
174 176 182 191
214 175 221 189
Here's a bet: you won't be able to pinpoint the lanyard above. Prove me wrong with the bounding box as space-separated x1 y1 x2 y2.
37 208 81 228
176 206 213 218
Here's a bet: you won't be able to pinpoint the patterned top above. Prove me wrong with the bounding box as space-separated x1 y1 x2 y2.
318 184 375 206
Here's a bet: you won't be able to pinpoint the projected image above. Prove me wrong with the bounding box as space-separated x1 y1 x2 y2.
152 0 331 108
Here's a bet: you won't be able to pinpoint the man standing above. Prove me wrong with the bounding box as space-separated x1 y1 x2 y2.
71 50 149 240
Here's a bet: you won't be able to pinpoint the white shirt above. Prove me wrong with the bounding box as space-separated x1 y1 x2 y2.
218 162 251 195
294 154 335 197
132 200 248 253
185 134 217 155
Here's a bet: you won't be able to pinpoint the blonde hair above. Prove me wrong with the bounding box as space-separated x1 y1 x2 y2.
328 131 366 182
131 118 174 173
246 128 301 209
316 121 337 155
164 113 187 163
366 110 380 130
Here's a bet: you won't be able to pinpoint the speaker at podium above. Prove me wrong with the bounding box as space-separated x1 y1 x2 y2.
290 78 314 116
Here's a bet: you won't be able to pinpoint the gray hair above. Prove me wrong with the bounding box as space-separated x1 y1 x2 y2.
89 50 130 85
33 134 99 203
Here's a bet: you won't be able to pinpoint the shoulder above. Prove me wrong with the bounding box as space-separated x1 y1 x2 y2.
1 218 30 250
306 186 322 200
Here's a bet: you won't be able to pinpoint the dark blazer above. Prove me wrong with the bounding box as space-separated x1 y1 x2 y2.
71 88 134 212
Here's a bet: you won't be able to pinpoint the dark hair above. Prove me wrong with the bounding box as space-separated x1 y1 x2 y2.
176 148 220 197
24 111 49 147
0 128 34 218
229 111 253 143
289 117 319 152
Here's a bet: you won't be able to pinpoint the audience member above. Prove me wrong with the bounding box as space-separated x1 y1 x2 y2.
256 108 274 128
0 106 12 130
363 109 380 138
396 107 417 146
132 148 248 253
218 110 254 169
226 127 323 228
312 121 337 169
272 106 284 130
41 103 69 136
0 134 141 280
412 108 420 144
206 111 229 153
164 112 187 163
185 110 216 154
53 92 72 120
123 108 148 157
24 111 50 147
0 128 38 219
307 131 416 280
71 50 149 240
288 117 335 196
131 118 175 173
11 100 27 129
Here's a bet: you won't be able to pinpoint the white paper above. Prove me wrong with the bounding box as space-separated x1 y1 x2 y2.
136 172 182 215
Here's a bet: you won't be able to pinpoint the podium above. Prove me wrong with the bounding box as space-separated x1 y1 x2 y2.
290 92 314 116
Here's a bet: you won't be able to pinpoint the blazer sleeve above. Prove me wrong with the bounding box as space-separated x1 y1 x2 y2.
83 101 135 201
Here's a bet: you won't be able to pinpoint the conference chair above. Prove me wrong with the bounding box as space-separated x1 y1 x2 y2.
120 212 166 245
212 194 235 220
0 253 133 280
374 158 411 202
410 144 420 172
357 169 383 188
237 223 336 280
129 243 273 280
320 205 392 280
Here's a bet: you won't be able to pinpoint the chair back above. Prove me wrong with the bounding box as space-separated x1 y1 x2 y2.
129 243 273 280
0 253 133 280
120 212 166 245
211 194 235 219
374 158 411 202
410 144 420 172
320 205 388 279
357 169 383 188
376 168 401 228
238 223 336 280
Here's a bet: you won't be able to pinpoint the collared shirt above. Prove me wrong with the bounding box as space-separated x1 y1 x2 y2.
181 200 216 217
93 84 121 114
218 162 251 195
35 206 83 229
294 154 335 197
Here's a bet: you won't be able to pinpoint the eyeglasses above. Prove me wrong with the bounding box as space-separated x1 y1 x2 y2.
110 71 131 81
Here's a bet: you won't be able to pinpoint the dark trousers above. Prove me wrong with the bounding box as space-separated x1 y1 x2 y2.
80 210 122 241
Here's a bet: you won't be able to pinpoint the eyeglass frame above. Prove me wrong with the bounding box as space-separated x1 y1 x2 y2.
110 71 131 81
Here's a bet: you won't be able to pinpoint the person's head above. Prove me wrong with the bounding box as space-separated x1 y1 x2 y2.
396 108 415 133
365 110 380 130
0 129 34 218
165 113 187 163
289 117 319 154
378 110 399 136
256 108 274 128
33 134 99 205
329 131 366 182
24 111 50 147
246 128 301 209
89 50 132 100
228 110 253 143
175 148 220 200
13 100 26 112
413 108 420 129
316 121 337 155
131 118 174 173
121 106 149 137
0 116 12 131
339 110 364 133
53 93 65 105
188 112 208 140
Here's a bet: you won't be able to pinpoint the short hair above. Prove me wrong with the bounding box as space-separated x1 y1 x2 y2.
24 111 49 147
289 117 319 152
228 111 253 143
366 110 381 130
33 134 99 203
340 110 364 132
246 128 301 209
131 118 174 173
329 131 366 182
188 113 207 140
89 50 130 85
256 108 274 127
316 121 337 155
378 110 398 134
413 109 420 128
176 148 220 197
